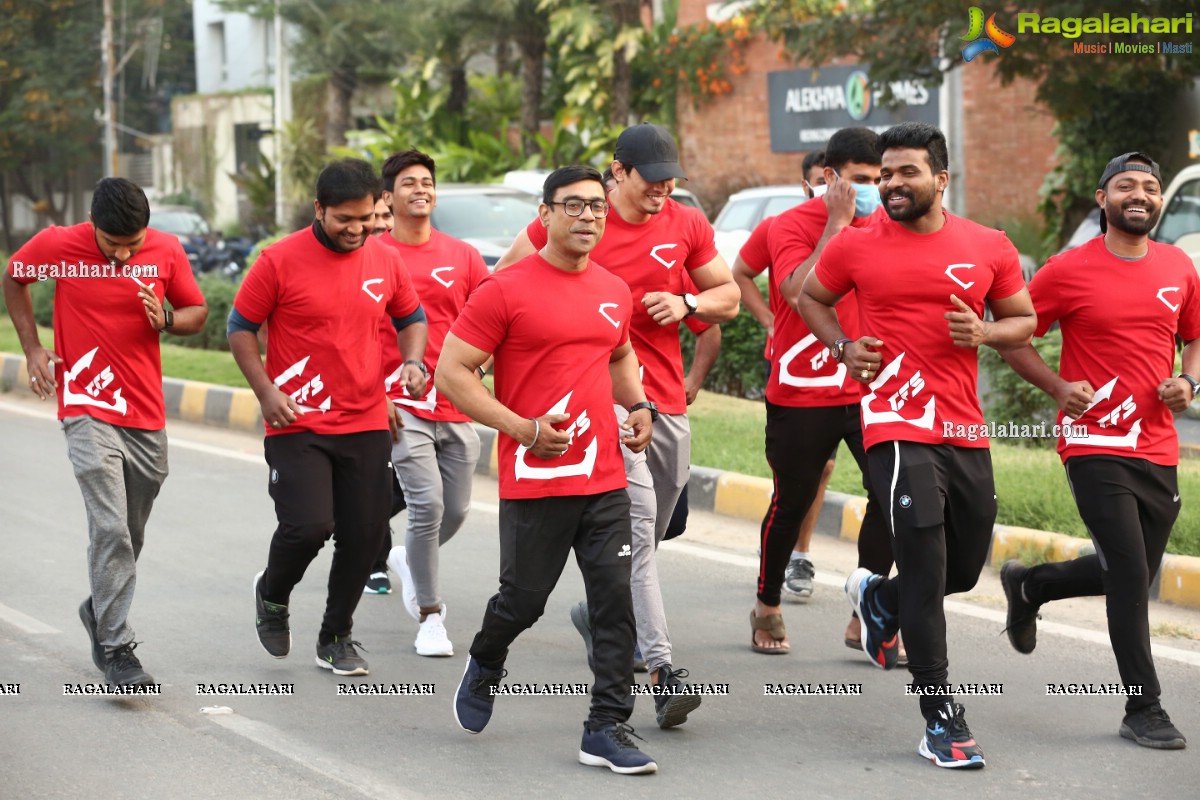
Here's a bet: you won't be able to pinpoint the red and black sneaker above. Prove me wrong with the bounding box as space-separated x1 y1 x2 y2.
918 702 986 769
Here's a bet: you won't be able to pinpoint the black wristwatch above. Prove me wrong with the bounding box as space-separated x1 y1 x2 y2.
629 401 658 423
159 307 174 333
829 337 853 363
1180 374 1199 398
403 359 429 378
681 293 698 318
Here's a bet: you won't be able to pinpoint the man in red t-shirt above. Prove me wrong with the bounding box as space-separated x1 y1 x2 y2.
368 150 490 659
496 124 739 729
438 166 657 774
999 153 1194 751
4 177 208 688
229 159 428 678
801 122 1035 769
749 128 893 657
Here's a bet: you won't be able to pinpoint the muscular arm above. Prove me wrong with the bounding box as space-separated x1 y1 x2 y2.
436 332 568 458
494 229 536 271
780 179 855 312
976 290 1037 349
1000 343 1093 418
609 339 652 452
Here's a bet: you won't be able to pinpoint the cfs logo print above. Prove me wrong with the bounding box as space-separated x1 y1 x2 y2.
961 7 1016 62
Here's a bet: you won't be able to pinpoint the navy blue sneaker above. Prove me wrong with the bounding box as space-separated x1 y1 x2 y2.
919 702 986 768
79 598 105 673
845 568 898 669
579 722 657 774
454 656 506 734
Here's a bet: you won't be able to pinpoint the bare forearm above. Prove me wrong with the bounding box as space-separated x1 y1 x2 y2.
2 274 42 354
694 281 740 324
167 304 208 336
999 343 1062 397
437 364 530 443
687 328 721 387
229 330 275 398
610 349 647 409
983 314 1035 349
733 269 772 329
797 291 845 348
397 321 429 363
1182 341 1200 378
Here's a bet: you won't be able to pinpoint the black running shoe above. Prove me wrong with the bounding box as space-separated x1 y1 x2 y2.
315 637 369 676
845 568 899 669
104 642 155 688
918 702 986 769
254 571 290 658
364 571 391 594
1120 703 1187 750
653 664 702 729
1000 560 1040 654
579 722 657 774
79 598 105 673
453 656 506 734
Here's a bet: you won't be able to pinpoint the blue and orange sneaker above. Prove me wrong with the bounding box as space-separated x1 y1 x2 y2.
845 568 899 669
919 702 986 769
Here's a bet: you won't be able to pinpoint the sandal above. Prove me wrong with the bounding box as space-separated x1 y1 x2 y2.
750 609 790 654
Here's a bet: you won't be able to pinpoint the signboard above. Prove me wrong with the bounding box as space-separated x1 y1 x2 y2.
767 65 939 152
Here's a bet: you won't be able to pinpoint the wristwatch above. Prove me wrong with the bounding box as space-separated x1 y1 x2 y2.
681 293 698 318
159 307 174 333
629 401 659 423
1180 374 1199 397
829 337 853 363
403 359 429 378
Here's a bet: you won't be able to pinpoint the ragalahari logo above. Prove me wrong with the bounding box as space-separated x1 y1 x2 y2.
961 7 1016 62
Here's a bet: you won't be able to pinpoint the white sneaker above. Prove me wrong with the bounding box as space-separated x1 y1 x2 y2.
386 546 419 620
415 605 453 657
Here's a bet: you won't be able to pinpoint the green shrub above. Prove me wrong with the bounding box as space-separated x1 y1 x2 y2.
979 329 1062 448
163 274 237 352
29 279 55 327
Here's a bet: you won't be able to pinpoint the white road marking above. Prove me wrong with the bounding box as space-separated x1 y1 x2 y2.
0 602 60 634
208 713 421 800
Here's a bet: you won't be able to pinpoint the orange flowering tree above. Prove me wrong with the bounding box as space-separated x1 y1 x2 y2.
634 12 756 120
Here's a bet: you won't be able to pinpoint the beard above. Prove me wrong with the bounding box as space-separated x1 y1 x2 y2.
1104 200 1161 236
884 185 937 222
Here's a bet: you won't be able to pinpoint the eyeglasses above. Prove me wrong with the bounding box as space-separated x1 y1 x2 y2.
548 199 610 217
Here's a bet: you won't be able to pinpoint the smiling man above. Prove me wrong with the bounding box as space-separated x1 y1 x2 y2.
439 165 657 774
999 152 1195 751
799 122 1035 769
4 177 208 688
229 158 427 678
496 123 739 730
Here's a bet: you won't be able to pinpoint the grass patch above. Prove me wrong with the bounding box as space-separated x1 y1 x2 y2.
1149 622 1199 640
688 390 768 479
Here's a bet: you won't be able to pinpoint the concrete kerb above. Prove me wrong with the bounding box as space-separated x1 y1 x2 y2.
4 350 1200 611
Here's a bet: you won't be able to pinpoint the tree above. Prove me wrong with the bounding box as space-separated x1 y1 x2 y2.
751 0 1200 244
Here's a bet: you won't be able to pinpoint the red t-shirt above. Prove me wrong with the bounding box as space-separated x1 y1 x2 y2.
815 212 1026 449
8 223 204 429
378 229 488 422
449 254 633 500
1031 237 1200 465
234 229 420 436
738 215 776 360
767 201 874 408
524 197 719 414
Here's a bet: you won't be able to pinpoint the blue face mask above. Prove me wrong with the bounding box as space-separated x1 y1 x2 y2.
832 169 882 217
850 182 882 217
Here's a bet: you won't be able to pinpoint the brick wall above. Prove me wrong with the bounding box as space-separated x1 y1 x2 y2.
674 0 1057 225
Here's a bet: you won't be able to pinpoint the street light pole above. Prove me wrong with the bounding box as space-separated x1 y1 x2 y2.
273 0 291 230
102 0 118 177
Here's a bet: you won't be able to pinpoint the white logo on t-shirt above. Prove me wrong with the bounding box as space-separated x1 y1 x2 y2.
431 267 455 288
274 355 331 413
860 351 935 429
362 278 384 302
777 333 846 388
1062 375 1140 448
599 302 621 328
945 263 976 291
1157 287 1181 313
650 244 679 269
387 364 437 411
514 391 597 481
63 346 127 414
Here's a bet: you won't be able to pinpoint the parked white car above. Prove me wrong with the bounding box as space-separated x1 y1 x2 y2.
712 185 810 265
1155 163 1200 268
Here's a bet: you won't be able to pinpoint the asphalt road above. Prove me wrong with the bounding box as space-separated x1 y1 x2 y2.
2 394 1199 799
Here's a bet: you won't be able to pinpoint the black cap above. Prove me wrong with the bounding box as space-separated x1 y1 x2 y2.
1097 151 1162 233
614 124 687 183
